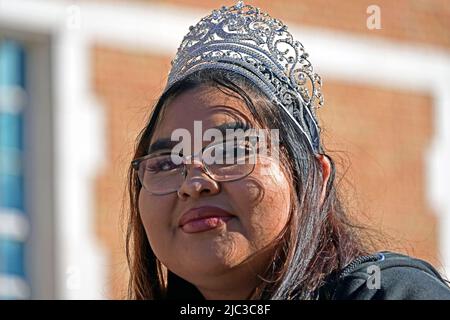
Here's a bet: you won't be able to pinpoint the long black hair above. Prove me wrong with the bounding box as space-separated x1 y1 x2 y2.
125 68 371 299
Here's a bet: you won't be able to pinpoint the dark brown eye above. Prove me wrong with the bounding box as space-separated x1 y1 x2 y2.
145 156 180 173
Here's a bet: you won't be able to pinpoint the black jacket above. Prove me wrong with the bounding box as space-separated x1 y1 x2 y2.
319 251 450 300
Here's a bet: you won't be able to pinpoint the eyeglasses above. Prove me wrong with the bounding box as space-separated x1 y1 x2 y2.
131 137 260 195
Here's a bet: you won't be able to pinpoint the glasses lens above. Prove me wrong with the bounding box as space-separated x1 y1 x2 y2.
138 154 184 194
203 139 256 181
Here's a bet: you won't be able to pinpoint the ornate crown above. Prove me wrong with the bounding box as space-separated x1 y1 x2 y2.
163 1 324 154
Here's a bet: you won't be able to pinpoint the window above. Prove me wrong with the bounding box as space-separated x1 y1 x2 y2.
0 39 30 299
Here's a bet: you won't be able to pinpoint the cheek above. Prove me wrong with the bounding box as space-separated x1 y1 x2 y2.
138 190 175 263
226 160 291 249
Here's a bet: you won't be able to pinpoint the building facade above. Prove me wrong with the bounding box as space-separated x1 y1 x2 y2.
1 0 449 299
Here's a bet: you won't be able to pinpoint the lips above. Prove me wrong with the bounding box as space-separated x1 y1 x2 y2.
178 206 234 233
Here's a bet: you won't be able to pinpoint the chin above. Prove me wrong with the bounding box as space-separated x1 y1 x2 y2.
190 260 235 277
181 243 247 275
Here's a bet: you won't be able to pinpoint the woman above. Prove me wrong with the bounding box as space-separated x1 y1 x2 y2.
125 1 450 299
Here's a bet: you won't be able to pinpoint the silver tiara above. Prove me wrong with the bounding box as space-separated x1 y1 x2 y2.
163 1 324 154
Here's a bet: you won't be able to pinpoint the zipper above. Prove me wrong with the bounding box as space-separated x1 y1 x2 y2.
337 252 385 280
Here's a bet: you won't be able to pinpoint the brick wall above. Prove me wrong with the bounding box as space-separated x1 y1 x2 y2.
321 80 438 263
92 45 171 298
126 0 450 50
92 45 440 298
91 0 447 298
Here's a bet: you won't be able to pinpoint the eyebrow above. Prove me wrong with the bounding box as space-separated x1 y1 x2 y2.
147 120 251 154
147 138 178 154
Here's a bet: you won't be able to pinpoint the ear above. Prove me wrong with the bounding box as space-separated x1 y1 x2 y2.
315 154 332 205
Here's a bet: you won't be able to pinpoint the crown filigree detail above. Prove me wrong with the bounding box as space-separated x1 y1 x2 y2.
163 1 324 154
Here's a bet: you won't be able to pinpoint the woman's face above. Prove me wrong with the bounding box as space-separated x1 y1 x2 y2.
138 85 292 298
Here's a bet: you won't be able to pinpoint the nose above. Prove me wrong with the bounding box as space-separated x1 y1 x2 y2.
177 158 220 200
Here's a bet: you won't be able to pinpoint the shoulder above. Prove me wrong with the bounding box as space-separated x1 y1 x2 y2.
320 251 450 300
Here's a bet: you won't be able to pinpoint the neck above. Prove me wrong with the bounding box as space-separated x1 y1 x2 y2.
186 245 277 300
194 250 276 300
196 271 262 300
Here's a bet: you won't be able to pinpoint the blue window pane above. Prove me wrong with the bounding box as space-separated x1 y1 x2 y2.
0 39 29 299
0 238 25 276
0 148 22 176
0 174 24 210
0 114 23 149
0 40 26 86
